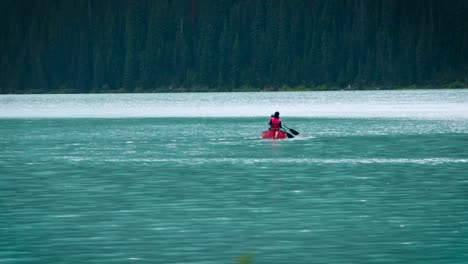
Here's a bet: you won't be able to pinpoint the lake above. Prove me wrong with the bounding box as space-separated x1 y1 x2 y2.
1 90 468 263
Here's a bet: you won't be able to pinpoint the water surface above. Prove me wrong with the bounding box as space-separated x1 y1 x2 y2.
1 90 468 263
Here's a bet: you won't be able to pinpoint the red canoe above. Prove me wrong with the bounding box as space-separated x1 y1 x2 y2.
262 130 288 139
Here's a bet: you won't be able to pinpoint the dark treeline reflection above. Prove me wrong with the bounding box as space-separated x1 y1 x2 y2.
1 0 467 93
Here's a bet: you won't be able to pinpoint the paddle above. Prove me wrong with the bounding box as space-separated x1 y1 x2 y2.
283 124 299 135
281 129 295 138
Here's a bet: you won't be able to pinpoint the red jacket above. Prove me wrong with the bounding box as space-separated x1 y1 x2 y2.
269 117 282 130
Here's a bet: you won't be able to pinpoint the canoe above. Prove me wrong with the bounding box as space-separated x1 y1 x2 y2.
262 130 288 139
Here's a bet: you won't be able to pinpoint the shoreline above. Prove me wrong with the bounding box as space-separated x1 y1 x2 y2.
1 84 467 94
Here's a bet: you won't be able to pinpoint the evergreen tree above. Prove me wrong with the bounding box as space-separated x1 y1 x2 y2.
0 0 467 93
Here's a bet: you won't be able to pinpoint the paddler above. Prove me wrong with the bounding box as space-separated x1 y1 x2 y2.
269 111 283 138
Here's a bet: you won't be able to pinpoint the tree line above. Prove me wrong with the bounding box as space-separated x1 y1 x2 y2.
1 0 467 93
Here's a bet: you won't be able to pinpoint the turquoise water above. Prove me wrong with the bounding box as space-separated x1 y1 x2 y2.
1 90 468 263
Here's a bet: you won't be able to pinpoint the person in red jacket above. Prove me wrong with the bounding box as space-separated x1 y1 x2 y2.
269 111 282 131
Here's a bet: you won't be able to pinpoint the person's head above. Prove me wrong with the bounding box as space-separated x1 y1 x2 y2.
274 111 280 118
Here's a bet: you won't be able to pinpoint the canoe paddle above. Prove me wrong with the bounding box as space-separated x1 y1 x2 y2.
284 130 295 138
283 125 299 135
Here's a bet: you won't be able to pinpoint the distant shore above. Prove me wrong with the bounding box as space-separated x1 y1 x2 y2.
2 83 467 94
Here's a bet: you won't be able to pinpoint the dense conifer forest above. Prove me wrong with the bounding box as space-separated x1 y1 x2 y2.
1 0 467 93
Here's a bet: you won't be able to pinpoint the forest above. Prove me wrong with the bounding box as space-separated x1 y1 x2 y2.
1 0 467 93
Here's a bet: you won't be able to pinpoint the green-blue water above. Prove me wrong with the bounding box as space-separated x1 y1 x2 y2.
1 91 468 263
